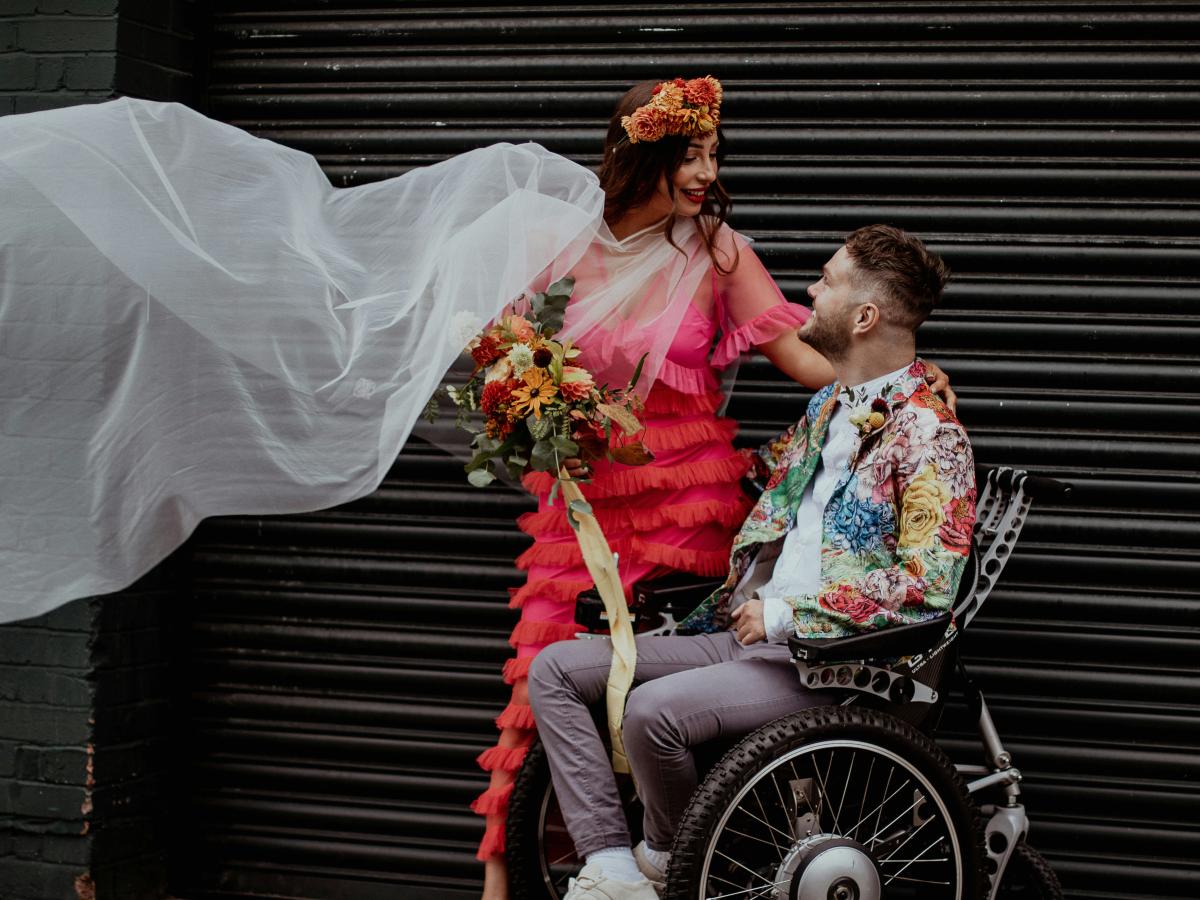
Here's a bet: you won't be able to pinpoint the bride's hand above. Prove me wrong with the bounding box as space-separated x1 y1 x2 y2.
562 457 590 479
923 360 957 413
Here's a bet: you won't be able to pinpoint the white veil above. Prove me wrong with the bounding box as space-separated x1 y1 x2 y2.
0 98 604 623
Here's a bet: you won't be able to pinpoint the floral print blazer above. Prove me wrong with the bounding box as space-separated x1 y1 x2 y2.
679 360 976 639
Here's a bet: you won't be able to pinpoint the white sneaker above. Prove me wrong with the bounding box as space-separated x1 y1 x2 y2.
633 842 667 894
563 863 660 900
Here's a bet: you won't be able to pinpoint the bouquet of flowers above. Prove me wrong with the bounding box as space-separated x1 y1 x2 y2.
447 277 653 494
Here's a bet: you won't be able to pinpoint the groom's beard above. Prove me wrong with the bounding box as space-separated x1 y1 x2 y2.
798 309 852 360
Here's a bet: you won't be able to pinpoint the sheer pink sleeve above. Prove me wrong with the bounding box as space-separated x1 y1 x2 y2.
711 230 810 368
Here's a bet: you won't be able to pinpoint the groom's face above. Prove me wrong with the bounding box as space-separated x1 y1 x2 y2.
799 245 860 359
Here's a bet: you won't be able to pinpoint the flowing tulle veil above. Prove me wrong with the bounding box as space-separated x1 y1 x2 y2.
0 98 612 623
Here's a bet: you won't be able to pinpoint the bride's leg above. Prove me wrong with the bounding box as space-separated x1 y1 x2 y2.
482 855 509 900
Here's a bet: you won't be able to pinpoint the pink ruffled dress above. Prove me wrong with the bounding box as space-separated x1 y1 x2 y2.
471 235 811 860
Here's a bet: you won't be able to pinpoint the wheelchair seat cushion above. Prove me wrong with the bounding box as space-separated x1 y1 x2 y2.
787 612 952 663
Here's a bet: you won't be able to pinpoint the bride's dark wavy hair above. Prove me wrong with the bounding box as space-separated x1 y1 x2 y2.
598 81 738 275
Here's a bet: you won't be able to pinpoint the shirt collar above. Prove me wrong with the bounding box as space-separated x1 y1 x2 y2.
837 360 920 410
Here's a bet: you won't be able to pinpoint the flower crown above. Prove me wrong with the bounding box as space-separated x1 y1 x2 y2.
621 76 723 144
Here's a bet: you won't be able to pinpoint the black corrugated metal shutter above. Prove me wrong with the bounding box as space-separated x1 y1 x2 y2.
171 4 1200 899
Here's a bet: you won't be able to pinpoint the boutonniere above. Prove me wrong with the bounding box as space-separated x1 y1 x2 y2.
848 397 891 438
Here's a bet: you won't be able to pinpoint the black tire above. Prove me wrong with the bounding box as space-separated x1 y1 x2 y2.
995 842 1063 900
665 705 987 900
506 739 644 900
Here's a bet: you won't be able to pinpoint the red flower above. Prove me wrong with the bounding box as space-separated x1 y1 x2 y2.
532 347 552 367
819 586 880 624
471 335 504 367
480 379 515 415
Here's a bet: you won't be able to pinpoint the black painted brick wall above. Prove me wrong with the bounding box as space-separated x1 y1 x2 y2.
0 0 196 115
0 561 184 900
0 3 200 898
0 601 96 900
0 0 120 114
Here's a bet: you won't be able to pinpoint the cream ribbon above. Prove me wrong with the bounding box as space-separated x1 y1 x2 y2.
559 472 636 774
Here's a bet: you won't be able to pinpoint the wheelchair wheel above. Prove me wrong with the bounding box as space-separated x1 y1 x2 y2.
506 739 644 900
665 706 987 900
996 842 1063 899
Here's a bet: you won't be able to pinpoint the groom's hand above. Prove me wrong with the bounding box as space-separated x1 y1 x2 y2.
731 599 766 645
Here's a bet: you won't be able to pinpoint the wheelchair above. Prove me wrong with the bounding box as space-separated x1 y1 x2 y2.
506 469 1066 900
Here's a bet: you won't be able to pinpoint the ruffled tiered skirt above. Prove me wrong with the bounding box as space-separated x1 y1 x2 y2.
470 371 755 858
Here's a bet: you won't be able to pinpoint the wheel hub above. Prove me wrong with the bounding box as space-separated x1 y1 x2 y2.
774 835 881 900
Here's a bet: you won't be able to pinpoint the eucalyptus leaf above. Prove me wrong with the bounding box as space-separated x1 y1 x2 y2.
467 468 496 487
527 414 553 440
471 433 499 453
530 438 559 472
534 276 573 336
465 449 492 473
545 276 575 299
550 435 579 457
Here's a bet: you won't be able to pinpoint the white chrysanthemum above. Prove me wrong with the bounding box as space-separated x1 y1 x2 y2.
507 344 535 377
450 310 483 348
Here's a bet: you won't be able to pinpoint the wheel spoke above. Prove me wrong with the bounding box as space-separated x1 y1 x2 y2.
877 808 937 866
870 767 895 849
812 749 843 834
703 873 792 900
847 772 911 846
886 873 953 886
712 848 781 887
721 823 790 853
768 767 798 841
731 800 798 846
884 834 948 885
863 789 923 846
850 754 877 842
878 856 949 865
750 782 785 858
835 750 857 833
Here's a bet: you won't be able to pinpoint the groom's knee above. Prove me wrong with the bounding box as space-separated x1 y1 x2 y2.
624 680 681 752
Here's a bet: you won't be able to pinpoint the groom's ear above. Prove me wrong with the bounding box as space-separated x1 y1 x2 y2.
852 301 880 335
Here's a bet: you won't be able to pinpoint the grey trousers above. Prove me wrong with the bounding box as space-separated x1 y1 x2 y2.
527 631 833 855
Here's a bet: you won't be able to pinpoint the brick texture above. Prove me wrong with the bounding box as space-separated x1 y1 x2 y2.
0 0 195 115
0 5 199 897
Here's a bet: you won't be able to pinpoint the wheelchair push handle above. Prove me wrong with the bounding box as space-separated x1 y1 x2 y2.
1020 474 1072 498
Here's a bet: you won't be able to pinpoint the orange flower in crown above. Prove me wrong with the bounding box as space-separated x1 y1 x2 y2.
621 76 723 144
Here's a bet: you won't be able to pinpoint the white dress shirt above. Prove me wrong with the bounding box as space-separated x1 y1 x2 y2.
736 364 914 642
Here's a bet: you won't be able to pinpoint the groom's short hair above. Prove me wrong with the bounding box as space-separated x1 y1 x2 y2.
844 224 950 331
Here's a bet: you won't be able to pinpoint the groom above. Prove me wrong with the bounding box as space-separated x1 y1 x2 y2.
527 224 976 900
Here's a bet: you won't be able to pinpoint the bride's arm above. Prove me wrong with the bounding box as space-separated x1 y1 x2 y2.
759 333 957 411
756 330 834 390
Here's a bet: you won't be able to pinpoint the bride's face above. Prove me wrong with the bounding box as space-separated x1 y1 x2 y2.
647 132 720 220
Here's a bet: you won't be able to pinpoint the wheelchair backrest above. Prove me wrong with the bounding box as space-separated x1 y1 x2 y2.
953 468 1036 630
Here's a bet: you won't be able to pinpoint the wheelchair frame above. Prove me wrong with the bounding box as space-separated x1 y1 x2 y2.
786 468 1058 900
